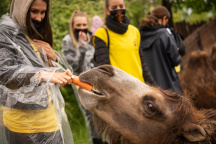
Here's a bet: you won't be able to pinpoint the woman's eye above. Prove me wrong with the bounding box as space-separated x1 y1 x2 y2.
41 11 46 14
120 5 124 9
31 10 37 13
111 6 117 10
147 103 155 112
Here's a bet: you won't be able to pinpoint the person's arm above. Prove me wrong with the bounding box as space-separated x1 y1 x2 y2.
162 33 181 67
94 36 110 66
62 35 85 74
38 69 72 87
0 41 72 89
139 48 156 86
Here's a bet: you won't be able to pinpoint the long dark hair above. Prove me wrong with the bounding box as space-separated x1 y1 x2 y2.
26 0 53 47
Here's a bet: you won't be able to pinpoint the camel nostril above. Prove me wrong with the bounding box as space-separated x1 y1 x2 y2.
97 65 114 76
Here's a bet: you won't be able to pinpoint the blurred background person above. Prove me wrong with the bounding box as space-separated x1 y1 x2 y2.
90 15 103 34
92 0 155 85
139 6 182 92
61 10 103 144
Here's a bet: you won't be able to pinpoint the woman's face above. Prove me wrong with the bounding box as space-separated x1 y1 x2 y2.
106 0 125 15
30 0 47 22
73 16 88 30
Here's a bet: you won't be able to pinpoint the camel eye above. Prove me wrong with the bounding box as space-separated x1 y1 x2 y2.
143 102 157 116
147 103 155 112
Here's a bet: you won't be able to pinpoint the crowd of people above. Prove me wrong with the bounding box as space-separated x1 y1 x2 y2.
0 0 187 143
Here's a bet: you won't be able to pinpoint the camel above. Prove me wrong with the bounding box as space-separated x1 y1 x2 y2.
78 65 216 144
210 44 216 71
180 50 216 109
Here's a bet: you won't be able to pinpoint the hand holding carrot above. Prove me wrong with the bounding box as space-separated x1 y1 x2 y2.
39 69 72 86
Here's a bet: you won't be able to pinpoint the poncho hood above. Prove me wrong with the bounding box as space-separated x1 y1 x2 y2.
10 0 50 32
10 0 33 32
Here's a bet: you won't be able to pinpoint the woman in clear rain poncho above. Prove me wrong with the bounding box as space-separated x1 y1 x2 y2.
62 10 95 75
0 0 74 143
62 11 103 144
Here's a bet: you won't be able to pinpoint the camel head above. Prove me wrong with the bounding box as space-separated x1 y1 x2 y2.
78 65 216 144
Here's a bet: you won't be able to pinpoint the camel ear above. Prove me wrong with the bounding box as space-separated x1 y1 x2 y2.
182 123 206 142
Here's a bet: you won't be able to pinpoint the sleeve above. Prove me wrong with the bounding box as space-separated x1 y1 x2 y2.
162 33 181 67
170 29 186 56
79 39 95 72
0 43 41 89
62 36 85 74
139 46 156 86
0 36 58 108
135 29 155 85
93 37 110 66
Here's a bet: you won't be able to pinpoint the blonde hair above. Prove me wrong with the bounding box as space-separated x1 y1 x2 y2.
69 10 90 49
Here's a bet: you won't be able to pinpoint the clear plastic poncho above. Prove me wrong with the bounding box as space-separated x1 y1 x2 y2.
62 33 97 142
0 14 74 144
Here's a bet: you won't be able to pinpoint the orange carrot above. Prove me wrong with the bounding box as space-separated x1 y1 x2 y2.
71 75 93 91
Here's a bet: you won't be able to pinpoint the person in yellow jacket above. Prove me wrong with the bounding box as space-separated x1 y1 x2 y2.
0 0 74 143
92 0 155 85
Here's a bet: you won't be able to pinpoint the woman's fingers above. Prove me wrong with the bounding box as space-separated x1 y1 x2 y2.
64 69 73 84
39 71 73 86
79 32 87 41
64 69 73 77
34 40 57 61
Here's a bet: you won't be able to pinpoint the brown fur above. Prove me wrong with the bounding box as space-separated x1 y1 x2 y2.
180 50 216 109
91 89 216 144
78 65 216 144
210 43 216 71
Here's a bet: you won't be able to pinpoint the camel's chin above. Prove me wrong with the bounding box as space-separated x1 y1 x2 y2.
78 88 106 110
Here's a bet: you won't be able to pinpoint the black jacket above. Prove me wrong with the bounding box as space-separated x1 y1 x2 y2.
140 25 182 92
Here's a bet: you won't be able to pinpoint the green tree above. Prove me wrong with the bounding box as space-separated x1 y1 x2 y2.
173 0 216 13
0 0 11 17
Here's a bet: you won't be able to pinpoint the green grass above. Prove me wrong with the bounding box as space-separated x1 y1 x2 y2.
60 85 92 144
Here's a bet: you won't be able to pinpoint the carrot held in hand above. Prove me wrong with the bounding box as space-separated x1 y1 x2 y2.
71 75 93 91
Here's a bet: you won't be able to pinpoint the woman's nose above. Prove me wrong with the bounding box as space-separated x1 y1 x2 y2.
35 14 43 22
80 26 86 29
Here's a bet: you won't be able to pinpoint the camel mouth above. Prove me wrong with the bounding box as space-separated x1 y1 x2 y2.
78 80 105 97
92 87 103 95
78 65 114 98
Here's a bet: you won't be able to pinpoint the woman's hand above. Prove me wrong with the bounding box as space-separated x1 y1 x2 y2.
39 69 73 86
34 39 57 62
79 31 87 41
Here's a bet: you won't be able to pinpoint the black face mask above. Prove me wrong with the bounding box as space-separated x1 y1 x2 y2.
109 9 126 22
74 28 88 40
32 19 43 29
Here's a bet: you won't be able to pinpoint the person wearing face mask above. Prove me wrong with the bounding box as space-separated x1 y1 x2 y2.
61 10 103 144
0 0 74 143
92 0 155 85
62 10 95 74
139 6 182 93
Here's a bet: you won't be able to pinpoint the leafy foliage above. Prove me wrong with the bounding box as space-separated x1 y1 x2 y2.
0 0 215 144
173 0 216 13
0 0 11 17
172 0 216 24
